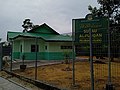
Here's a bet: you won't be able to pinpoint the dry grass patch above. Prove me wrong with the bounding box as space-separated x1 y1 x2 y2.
14 61 120 90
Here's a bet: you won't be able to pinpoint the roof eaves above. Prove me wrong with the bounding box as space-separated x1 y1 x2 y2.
12 34 46 41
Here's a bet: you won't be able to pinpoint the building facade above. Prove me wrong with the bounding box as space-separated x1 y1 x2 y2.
7 23 72 60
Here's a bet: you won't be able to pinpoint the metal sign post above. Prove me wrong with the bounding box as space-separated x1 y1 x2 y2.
106 20 114 90
72 19 75 86
89 28 94 90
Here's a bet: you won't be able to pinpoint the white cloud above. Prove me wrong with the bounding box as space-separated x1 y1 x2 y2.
0 0 99 41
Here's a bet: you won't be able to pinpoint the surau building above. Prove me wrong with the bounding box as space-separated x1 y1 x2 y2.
7 23 72 61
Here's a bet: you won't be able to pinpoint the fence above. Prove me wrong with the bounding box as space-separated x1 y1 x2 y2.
1 26 120 90
75 26 120 90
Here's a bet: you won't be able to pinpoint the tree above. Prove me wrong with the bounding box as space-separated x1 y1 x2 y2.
88 0 120 59
88 0 120 24
22 19 34 32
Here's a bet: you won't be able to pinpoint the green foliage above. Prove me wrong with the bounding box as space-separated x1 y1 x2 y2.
88 0 120 24
88 5 100 17
22 19 34 32
64 52 70 64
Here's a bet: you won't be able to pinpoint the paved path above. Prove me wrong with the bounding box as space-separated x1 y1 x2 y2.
0 77 29 90
5 60 61 70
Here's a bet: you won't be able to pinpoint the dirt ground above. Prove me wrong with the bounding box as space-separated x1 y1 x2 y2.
13 60 120 90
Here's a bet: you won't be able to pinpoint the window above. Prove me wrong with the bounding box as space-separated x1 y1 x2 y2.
61 46 72 49
20 45 22 52
31 45 39 52
45 46 47 50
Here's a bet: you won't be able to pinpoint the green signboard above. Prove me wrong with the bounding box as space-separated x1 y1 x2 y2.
73 14 109 56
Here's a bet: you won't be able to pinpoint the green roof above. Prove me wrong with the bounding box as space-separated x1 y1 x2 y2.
7 23 72 41
28 23 60 35
7 32 72 41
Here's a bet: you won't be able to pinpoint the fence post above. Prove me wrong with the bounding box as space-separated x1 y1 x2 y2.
0 43 2 71
35 37 38 80
10 40 13 72
89 28 94 90
106 25 114 90
105 15 114 89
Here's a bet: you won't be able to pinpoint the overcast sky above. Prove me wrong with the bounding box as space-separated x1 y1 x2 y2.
0 0 99 41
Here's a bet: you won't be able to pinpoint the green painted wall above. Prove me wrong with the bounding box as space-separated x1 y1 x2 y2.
12 52 20 59
13 52 72 60
23 38 45 52
13 40 20 52
12 38 72 60
12 40 20 59
48 42 72 52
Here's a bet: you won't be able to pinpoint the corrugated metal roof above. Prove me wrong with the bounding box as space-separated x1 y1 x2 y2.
7 32 72 41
